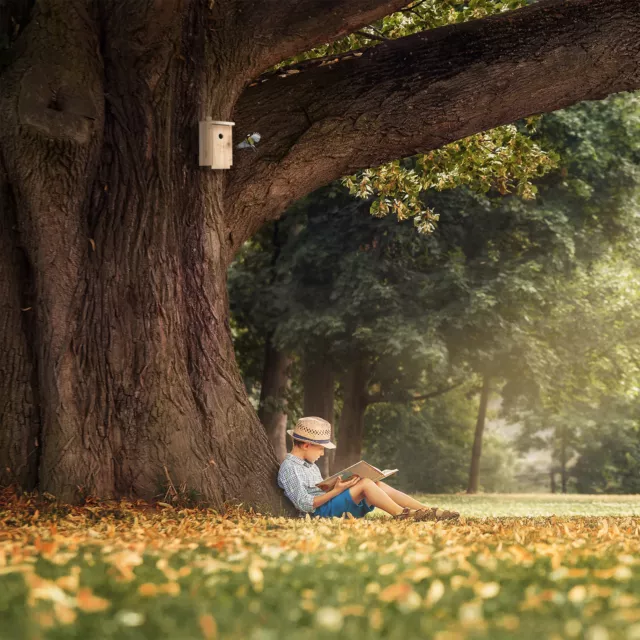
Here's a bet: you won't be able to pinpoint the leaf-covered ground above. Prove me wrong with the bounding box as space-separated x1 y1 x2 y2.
2 491 640 640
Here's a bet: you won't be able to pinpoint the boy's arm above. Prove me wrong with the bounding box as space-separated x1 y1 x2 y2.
313 476 360 508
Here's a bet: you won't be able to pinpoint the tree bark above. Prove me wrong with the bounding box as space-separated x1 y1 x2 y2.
367 380 464 405
0 161 40 489
303 349 335 476
467 375 491 494
333 354 370 472
240 0 411 75
0 0 40 490
258 338 291 463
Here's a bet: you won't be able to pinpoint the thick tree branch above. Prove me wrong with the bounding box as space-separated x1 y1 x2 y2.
367 380 463 405
226 0 640 255
235 0 410 74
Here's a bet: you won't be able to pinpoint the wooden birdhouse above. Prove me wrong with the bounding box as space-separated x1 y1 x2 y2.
199 118 235 169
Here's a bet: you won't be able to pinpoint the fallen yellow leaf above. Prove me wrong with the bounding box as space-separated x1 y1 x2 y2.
77 587 110 612
199 613 218 639
379 582 413 603
425 579 445 607
138 583 158 597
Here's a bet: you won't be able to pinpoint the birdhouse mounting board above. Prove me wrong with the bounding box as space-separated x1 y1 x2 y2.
199 118 235 169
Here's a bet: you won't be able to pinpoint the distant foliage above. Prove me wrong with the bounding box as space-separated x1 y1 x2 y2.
572 403 640 494
363 390 476 493
478 434 520 493
230 94 640 495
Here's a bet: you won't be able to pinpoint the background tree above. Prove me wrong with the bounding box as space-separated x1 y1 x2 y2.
228 219 299 461
434 95 640 492
510 254 640 492
375 95 640 492
572 399 640 494
229 187 460 471
364 388 476 493
230 93 640 493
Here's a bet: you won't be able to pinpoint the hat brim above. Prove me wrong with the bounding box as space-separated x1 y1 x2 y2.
287 430 336 449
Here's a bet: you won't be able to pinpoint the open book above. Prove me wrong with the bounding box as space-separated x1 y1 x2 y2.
316 460 398 491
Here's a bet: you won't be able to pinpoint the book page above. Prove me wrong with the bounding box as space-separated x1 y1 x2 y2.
316 461 398 489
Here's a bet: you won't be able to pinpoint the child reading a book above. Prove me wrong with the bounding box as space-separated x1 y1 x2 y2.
277 416 459 521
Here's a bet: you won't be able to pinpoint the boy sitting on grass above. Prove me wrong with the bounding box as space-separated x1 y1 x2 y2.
277 416 459 521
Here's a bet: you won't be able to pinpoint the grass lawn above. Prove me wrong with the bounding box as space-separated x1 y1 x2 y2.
2 491 640 640
414 493 640 518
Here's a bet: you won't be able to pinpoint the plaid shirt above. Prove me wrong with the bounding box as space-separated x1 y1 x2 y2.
277 453 325 513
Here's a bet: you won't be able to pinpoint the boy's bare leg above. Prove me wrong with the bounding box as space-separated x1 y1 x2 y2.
349 478 405 516
378 482 460 519
377 482 429 510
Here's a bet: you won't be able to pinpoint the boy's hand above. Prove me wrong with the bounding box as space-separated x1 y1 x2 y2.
334 475 360 494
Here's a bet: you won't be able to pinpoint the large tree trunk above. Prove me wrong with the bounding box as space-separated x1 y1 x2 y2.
0 0 286 510
303 349 335 476
467 375 491 494
333 354 369 472
258 338 291 463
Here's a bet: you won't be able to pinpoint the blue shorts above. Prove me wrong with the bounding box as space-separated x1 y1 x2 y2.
312 490 376 519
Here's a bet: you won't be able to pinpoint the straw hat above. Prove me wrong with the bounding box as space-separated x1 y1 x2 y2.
287 416 336 449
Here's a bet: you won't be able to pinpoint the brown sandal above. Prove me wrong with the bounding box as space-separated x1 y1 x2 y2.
393 507 416 520
414 507 460 522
